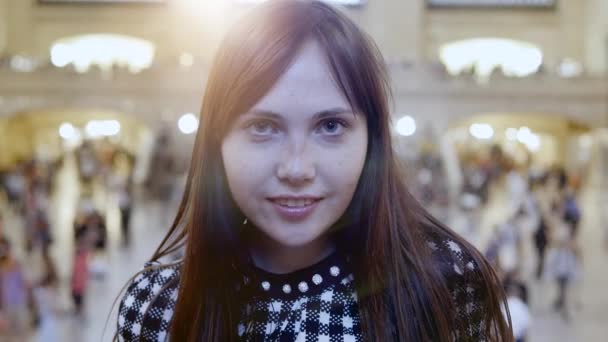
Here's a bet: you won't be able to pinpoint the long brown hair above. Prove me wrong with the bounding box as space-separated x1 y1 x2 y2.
147 1 512 341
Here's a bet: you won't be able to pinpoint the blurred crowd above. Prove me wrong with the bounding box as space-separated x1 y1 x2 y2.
0 137 152 341
454 149 584 342
0 136 595 341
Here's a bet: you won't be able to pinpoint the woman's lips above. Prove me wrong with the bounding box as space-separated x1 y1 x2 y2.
267 197 322 221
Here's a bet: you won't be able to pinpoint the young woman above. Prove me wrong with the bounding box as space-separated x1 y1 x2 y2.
116 1 512 341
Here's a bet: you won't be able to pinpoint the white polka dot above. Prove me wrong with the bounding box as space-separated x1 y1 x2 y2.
261 281 271 291
343 316 353 328
321 290 334 302
453 263 463 275
291 299 303 310
298 281 309 293
162 308 173 322
131 322 141 335
343 334 356 342
160 269 175 278
312 274 323 285
283 284 292 294
295 332 306 342
137 278 150 289
124 295 135 308
268 301 282 312
320 311 330 325
151 282 161 294
139 300 150 314
448 240 462 254
330 266 340 277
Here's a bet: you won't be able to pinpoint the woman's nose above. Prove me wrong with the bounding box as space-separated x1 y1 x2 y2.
276 140 315 186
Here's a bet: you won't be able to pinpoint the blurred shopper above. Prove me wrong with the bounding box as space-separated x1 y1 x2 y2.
0 213 5 239
74 200 108 278
76 141 99 196
533 215 549 280
485 213 522 276
118 178 133 247
2 167 26 213
503 282 531 342
31 208 59 297
0 238 31 341
146 132 176 201
23 180 38 254
545 230 580 320
32 274 60 342
506 163 527 217
562 188 581 238
71 227 94 318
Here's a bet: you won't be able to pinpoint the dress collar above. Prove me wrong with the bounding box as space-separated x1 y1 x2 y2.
241 251 353 300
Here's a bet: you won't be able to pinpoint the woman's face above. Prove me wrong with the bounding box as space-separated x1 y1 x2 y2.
222 40 368 250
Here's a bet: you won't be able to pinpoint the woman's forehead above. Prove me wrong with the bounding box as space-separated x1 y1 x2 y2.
248 40 351 118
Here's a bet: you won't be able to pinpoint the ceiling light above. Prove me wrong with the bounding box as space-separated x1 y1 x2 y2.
469 123 494 140
178 113 199 134
50 34 155 73
396 115 416 136
440 38 542 82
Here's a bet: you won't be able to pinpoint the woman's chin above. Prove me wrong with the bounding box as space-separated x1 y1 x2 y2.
272 234 319 248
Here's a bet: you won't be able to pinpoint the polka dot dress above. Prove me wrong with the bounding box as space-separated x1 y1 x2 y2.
117 253 363 341
117 238 490 341
237 253 362 341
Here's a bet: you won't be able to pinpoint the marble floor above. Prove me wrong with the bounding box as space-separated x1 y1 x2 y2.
1 156 607 341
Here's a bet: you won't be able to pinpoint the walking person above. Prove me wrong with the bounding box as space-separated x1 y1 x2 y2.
0 238 31 341
534 216 549 279
71 227 95 318
545 230 580 320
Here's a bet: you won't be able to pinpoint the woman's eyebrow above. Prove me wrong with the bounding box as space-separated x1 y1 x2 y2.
312 108 353 121
246 110 283 120
247 107 352 120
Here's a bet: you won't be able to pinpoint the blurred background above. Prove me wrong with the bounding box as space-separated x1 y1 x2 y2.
0 0 607 341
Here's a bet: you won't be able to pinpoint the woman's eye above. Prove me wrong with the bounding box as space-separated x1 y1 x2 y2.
247 121 277 136
318 119 346 135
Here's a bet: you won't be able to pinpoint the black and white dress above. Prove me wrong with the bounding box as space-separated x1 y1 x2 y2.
117 238 489 341
118 252 362 341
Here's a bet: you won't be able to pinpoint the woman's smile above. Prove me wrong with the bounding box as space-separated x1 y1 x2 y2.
267 195 324 221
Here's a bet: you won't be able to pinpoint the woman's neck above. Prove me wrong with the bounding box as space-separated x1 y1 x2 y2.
249 234 335 274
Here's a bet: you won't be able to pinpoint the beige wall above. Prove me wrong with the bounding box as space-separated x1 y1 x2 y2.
344 0 424 62
5 0 179 62
424 1 587 70
585 0 608 74
1 0 605 74
0 0 7 56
